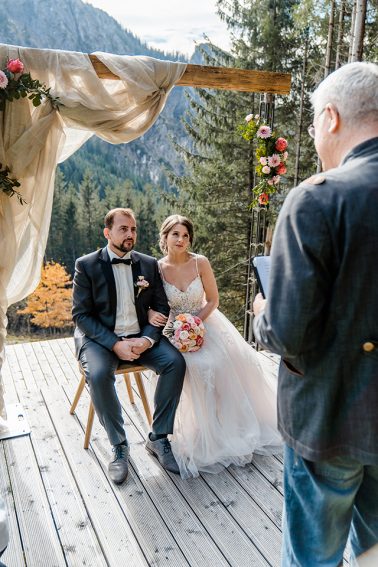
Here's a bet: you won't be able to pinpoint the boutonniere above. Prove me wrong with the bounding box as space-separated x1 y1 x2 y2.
135 275 149 298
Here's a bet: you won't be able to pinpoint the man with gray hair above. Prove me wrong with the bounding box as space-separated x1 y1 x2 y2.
253 62 378 566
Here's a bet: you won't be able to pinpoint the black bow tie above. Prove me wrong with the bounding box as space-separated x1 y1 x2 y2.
111 258 132 265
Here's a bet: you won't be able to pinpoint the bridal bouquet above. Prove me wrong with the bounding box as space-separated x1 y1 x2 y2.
165 313 205 353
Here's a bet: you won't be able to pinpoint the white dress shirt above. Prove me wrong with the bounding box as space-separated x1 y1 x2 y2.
107 246 140 337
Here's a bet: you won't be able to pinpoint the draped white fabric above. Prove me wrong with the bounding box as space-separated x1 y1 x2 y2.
0 43 186 419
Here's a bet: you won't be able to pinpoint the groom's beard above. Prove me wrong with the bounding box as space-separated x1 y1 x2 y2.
113 239 135 254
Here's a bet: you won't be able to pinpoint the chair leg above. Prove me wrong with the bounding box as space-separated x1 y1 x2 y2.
134 371 152 425
70 374 86 414
123 373 135 404
84 402 95 449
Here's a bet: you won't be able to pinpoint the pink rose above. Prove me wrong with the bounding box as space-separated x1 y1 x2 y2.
7 58 24 74
245 113 253 122
276 163 287 175
259 157 267 166
272 175 281 184
0 71 8 89
268 154 281 168
283 151 288 161
258 193 269 206
181 323 191 331
267 179 275 186
275 137 288 152
262 165 271 174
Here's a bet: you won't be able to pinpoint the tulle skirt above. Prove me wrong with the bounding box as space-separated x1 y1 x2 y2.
149 309 282 479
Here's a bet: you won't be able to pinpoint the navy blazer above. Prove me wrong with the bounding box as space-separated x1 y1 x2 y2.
254 137 378 464
72 247 170 358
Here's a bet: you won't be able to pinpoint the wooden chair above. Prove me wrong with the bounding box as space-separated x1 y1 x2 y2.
70 363 152 449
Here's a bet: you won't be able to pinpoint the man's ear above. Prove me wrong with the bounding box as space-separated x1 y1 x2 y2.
326 103 340 134
104 227 109 240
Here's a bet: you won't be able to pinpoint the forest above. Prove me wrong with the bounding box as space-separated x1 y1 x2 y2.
6 0 378 340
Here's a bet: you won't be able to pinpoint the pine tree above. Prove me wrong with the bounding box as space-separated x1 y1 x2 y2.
170 0 302 328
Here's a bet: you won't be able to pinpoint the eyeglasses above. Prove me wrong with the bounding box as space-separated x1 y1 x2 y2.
308 108 326 139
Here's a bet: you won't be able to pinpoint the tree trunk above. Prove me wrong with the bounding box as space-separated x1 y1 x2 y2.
324 0 336 78
335 0 346 69
294 32 309 186
348 0 357 62
350 0 367 61
318 1 336 172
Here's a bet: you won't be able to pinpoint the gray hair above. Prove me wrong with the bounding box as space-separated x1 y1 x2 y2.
311 62 378 125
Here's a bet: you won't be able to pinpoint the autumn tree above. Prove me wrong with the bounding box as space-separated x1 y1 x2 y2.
18 262 73 332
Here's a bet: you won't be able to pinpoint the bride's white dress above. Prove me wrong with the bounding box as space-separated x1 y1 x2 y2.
159 258 282 479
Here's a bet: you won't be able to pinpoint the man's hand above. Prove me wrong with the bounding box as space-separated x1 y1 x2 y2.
148 308 168 327
253 293 267 317
112 339 141 361
129 337 151 356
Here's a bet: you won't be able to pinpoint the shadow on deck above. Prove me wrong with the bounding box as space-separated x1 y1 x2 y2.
1 338 284 567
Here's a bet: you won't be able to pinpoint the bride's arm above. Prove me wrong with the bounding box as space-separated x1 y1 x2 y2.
197 256 219 321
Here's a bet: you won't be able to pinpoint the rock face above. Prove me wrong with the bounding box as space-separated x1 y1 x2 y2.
1 0 192 189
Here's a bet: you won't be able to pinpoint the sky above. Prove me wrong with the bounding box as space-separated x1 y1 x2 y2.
85 0 231 57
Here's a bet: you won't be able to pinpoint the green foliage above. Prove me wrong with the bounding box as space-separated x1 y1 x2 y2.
0 163 25 203
0 71 58 111
45 169 163 274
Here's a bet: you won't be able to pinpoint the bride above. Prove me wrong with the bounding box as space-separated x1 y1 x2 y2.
148 214 282 478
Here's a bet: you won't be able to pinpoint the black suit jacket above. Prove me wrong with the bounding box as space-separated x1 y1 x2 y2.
72 247 170 358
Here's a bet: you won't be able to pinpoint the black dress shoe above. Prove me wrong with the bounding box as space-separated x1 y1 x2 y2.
108 444 129 484
145 435 180 474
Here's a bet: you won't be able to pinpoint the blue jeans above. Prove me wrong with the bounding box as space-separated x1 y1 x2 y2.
282 444 378 566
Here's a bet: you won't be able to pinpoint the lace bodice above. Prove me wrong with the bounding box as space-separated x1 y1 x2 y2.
163 276 204 316
159 255 205 316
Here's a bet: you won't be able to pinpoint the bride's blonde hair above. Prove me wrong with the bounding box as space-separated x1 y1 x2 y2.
159 214 194 254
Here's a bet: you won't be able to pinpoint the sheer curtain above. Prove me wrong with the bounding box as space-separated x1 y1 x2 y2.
0 43 186 420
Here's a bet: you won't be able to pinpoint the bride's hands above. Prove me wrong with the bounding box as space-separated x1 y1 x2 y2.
148 308 168 327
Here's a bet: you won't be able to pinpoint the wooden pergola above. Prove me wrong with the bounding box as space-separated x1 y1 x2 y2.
90 55 291 94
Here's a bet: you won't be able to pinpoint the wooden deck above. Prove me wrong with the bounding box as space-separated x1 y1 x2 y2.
0 337 285 566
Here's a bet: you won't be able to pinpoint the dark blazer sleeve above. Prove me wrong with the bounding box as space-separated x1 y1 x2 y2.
72 257 119 352
138 259 170 342
253 185 334 361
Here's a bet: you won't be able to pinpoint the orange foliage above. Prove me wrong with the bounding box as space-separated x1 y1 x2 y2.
18 261 73 329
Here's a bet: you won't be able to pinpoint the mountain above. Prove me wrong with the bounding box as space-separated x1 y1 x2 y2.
0 0 192 191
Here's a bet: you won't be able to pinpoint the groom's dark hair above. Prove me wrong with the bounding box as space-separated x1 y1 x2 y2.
104 208 136 229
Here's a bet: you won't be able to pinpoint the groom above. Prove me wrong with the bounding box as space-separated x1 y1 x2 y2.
72 207 186 484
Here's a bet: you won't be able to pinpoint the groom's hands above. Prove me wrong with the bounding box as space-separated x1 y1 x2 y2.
112 337 148 361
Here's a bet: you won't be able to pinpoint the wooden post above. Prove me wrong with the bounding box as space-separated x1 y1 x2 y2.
88 55 291 95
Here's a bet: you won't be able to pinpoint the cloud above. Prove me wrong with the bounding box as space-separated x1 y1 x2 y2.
86 0 231 56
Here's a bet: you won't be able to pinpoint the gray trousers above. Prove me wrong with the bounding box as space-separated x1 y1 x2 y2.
80 336 186 446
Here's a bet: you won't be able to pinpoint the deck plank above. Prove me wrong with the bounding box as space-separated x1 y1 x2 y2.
42 385 148 567
1 338 288 567
65 381 232 566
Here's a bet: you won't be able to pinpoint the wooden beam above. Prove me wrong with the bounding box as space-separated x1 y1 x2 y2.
89 54 291 95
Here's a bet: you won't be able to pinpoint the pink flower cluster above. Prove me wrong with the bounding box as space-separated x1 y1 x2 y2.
167 313 205 353
0 59 25 90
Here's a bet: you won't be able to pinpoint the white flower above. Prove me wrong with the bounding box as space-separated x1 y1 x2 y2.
179 330 189 340
0 71 8 89
245 113 253 122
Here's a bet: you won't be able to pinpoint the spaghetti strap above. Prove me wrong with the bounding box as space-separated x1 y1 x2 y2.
158 261 166 282
195 254 200 277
